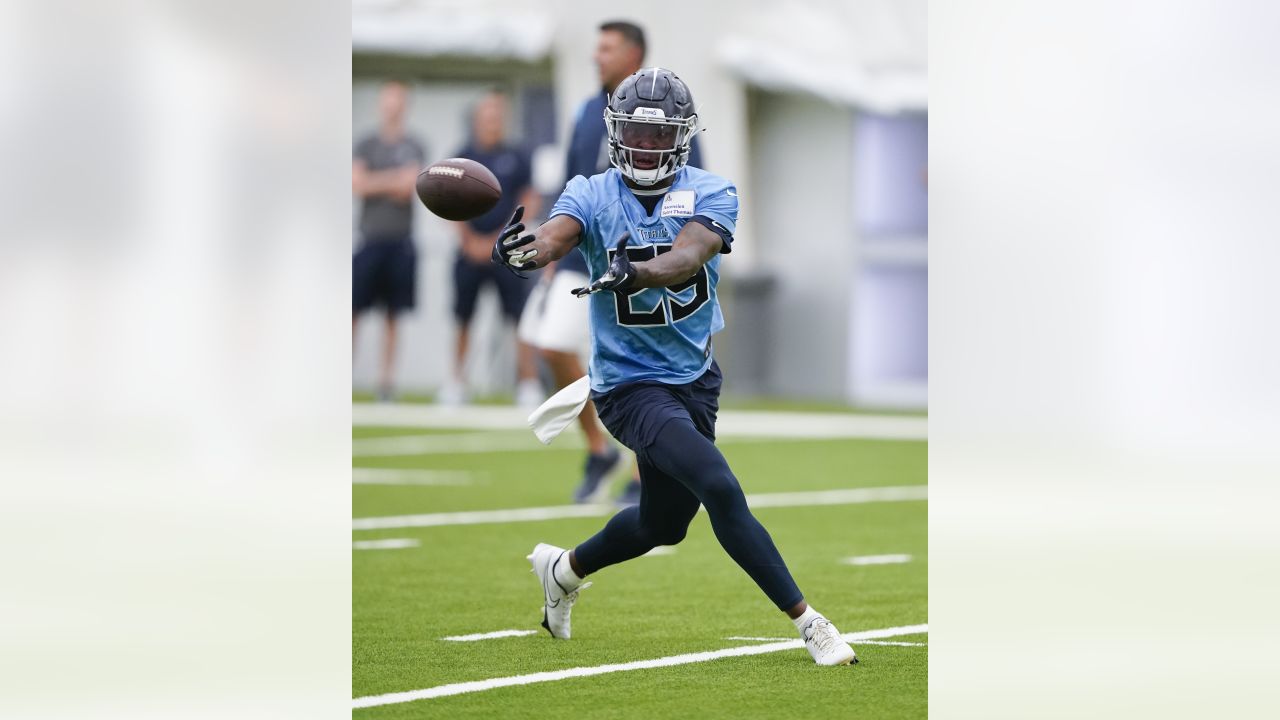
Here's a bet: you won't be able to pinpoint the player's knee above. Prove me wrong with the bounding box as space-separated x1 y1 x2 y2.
698 471 746 513
650 522 689 547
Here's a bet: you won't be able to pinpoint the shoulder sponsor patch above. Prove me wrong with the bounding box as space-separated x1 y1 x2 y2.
661 190 695 217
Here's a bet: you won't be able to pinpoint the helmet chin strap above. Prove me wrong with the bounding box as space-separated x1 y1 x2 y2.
626 181 671 195
620 147 677 188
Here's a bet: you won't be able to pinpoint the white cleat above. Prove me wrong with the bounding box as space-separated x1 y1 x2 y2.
527 543 589 639
801 616 859 666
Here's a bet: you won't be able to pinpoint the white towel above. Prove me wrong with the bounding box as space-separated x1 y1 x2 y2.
527 375 592 445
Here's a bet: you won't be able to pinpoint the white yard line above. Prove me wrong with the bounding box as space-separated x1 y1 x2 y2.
855 640 928 647
353 504 608 531
643 546 677 556
351 468 478 486
724 636 927 647
715 411 927 440
352 539 420 550
841 554 914 566
352 623 927 709
353 405 533 431
744 487 927 509
442 629 539 642
352 432 573 457
352 485 927 531
352 404 927 442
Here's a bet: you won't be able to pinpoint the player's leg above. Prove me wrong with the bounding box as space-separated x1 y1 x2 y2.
514 341 541 407
352 243 379 369
379 313 397 401
645 413 857 665
542 348 608 454
364 241 398 401
534 268 622 501
544 349 622 503
529 457 698 639
570 454 700 575
615 461 643 506
378 237 417 402
645 417 804 611
494 263 542 408
443 255 481 405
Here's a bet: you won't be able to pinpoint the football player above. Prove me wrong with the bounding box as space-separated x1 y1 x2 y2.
494 68 857 666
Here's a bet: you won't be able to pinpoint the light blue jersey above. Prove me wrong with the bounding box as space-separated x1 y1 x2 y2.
550 167 737 393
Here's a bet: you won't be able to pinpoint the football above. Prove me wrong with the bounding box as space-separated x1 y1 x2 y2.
415 158 502 221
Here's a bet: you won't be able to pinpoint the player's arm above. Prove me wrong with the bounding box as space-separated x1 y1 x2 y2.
630 222 720 288
572 221 721 296
492 206 582 275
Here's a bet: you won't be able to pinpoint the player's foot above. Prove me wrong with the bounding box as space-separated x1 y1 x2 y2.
615 478 641 507
800 615 858 666
527 543 589 639
516 379 544 410
573 447 622 504
376 384 395 403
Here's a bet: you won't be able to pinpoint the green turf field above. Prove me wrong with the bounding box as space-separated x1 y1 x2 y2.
353 420 927 718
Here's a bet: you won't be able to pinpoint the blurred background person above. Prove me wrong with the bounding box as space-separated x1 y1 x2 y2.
441 90 543 408
519 20 705 505
352 80 426 402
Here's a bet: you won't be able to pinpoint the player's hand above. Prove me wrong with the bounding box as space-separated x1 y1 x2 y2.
492 206 537 277
572 233 636 297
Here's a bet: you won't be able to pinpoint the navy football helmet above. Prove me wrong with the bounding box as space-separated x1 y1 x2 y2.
604 67 699 187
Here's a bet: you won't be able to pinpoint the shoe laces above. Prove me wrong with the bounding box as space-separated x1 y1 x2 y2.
806 618 840 654
552 573 586 602
563 581 592 605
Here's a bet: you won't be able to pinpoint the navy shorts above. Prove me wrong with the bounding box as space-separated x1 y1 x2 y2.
592 360 722 451
453 255 533 323
353 236 417 314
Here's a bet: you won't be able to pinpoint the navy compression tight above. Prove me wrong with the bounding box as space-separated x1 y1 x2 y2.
573 418 804 611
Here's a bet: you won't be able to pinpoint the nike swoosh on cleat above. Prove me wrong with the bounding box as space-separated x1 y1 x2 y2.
550 555 574 596
541 555 562 607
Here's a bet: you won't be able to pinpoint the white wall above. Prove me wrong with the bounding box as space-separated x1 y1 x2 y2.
746 90 857 399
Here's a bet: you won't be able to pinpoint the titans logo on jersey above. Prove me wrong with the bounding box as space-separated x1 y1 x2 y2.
550 166 737 393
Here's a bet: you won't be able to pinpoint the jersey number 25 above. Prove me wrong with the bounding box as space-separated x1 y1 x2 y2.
605 244 710 327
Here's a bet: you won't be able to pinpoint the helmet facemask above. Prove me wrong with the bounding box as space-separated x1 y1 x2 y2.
604 106 698 187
